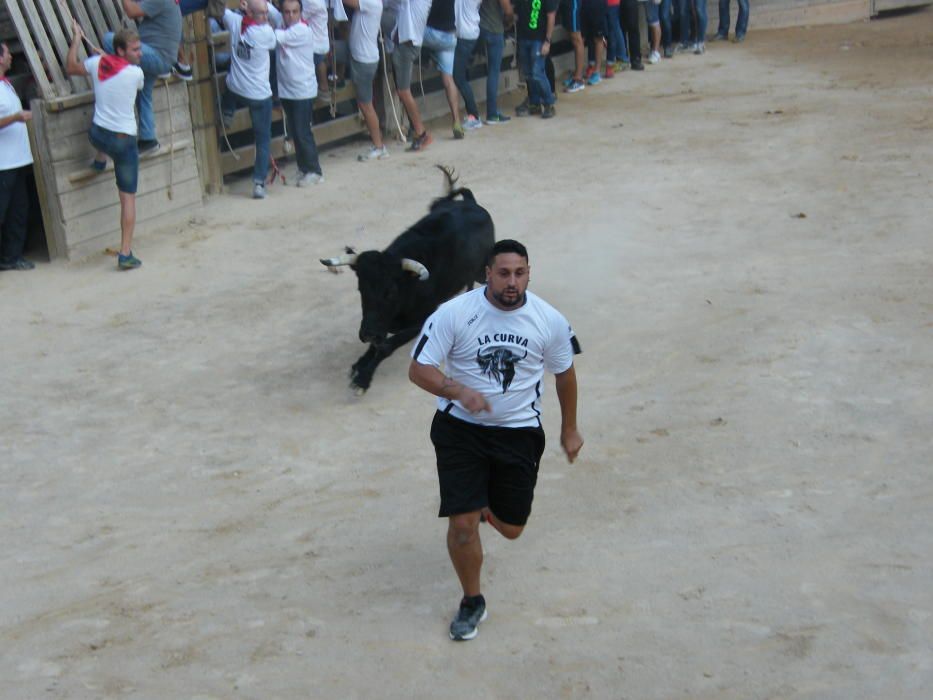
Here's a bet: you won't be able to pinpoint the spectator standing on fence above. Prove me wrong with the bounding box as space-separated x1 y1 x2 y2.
105 0 182 155
344 0 389 161
275 0 324 186
513 0 557 119
66 24 145 270
713 0 747 42
300 0 332 99
453 0 483 131
477 0 512 124
422 0 466 140
221 0 277 199
392 0 433 151
0 42 35 271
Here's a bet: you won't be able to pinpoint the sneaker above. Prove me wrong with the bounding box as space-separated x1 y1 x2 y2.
0 256 36 271
252 182 266 199
449 596 487 641
407 131 433 151
565 80 585 93
734 34 746 43
541 103 556 119
137 139 160 156
614 60 627 72
584 64 595 80
91 159 107 172
357 144 389 161
649 50 660 64
562 75 576 89
452 123 465 140
515 99 532 116
586 71 601 86
172 61 193 81
631 61 645 71
484 113 511 125
676 42 691 53
711 33 728 42
604 64 615 78
663 46 674 59
117 252 141 270
463 115 483 130
297 171 324 187
694 42 706 55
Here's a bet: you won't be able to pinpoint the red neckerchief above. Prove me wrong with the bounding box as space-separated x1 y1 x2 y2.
0 76 11 87
241 15 259 34
98 54 130 82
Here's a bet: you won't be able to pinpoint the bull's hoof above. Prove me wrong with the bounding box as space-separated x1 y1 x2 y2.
349 379 369 395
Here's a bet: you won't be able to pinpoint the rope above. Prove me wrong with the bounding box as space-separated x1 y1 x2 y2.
377 29 407 143
208 22 239 160
163 78 175 199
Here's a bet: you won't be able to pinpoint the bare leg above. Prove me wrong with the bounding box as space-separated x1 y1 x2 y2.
118 191 136 255
571 32 584 80
440 73 460 126
481 507 525 540
358 101 383 149
650 24 661 53
595 36 606 75
396 88 426 136
448 512 483 597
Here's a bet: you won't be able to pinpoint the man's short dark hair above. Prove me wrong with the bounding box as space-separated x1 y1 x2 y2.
113 28 140 54
486 239 528 266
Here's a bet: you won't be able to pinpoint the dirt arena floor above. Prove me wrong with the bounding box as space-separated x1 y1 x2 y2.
3 8 932 699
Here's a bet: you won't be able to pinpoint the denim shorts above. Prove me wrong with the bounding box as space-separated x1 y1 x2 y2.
421 26 456 75
351 59 379 103
88 122 139 194
646 0 660 24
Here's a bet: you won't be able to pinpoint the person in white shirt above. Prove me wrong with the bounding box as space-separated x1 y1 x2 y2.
0 42 36 271
275 0 324 186
409 239 584 641
221 0 278 199
391 0 433 151
453 0 483 130
66 23 146 270
344 0 388 162
301 0 332 99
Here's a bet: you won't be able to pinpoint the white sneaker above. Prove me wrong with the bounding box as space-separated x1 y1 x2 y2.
297 171 324 187
694 42 706 55
252 183 266 199
463 115 483 130
649 50 661 64
357 145 389 162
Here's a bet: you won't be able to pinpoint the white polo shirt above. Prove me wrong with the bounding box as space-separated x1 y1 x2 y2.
275 21 318 99
412 287 579 428
224 10 278 100
350 0 384 64
84 56 145 135
455 0 482 40
395 0 432 46
0 80 33 169
302 0 330 54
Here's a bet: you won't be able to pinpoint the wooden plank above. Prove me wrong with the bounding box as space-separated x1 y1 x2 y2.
61 150 199 217
79 0 111 41
186 11 224 193
27 100 68 258
19 0 72 94
64 172 203 249
37 0 88 94
752 0 871 28
65 0 105 57
5 0 55 99
99 0 123 30
66 140 193 185
221 115 364 176
873 0 931 10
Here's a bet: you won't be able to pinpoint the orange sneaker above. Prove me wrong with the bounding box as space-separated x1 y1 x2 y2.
604 64 615 78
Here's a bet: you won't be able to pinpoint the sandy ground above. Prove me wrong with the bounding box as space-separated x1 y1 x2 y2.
2 8 933 700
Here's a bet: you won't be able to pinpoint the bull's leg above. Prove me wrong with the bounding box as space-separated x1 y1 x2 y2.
350 327 422 393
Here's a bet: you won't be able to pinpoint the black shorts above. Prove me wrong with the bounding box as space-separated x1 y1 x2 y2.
581 0 608 41
430 411 546 526
560 0 582 33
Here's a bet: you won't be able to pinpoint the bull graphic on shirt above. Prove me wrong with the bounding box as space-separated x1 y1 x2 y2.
476 346 527 393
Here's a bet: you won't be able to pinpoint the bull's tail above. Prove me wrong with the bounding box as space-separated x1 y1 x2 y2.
433 164 477 205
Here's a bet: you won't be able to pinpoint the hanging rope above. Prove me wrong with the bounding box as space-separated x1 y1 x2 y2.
208 21 240 160
377 29 407 143
163 77 175 199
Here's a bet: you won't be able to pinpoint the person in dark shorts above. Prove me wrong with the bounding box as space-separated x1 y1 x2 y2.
409 239 584 641
580 0 608 85
559 0 586 92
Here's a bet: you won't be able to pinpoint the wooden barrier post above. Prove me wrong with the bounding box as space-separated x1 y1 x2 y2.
186 12 225 194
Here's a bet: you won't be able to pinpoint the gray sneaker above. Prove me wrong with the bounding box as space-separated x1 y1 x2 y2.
252 183 266 199
449 596 487 641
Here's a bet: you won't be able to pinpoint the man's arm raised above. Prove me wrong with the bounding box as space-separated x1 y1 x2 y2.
66 20 89 78
408 361 491 415
555 365 583 463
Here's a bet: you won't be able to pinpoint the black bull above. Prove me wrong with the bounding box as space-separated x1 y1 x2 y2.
320 181 495 393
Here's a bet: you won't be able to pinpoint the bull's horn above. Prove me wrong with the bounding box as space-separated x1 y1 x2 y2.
401 258 430 281
320 251 358 267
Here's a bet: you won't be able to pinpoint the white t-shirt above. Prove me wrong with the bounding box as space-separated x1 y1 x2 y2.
275 22 318 99
455 0 482 40
394 0 432 46
223 10 278 100
350 0 384 64
302 0 330 54
0 80 33 169
84 56 145 135
412 287 579 428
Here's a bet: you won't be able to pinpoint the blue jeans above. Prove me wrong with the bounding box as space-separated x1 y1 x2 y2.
478 29 504 119
658 0 673 48
222 90 272 184
517 40 555 107
675 0 707 44
606 5 629 63
103 33 173 142
718 0 748 38
281 98 321 176
453 37 480 118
